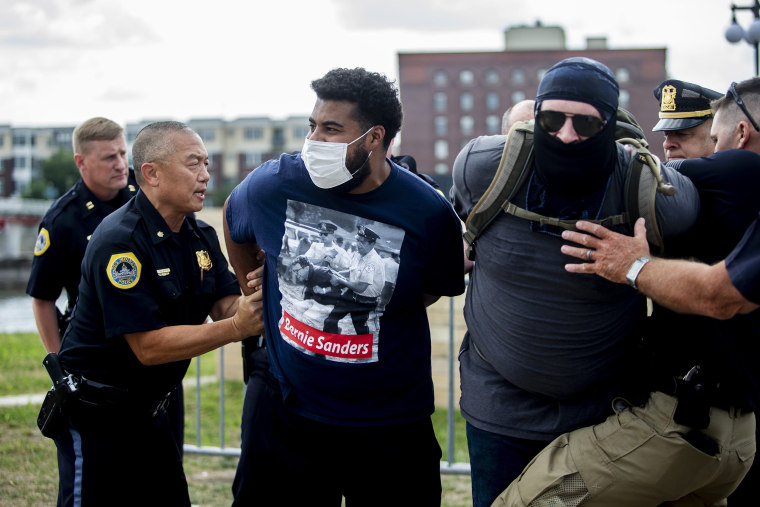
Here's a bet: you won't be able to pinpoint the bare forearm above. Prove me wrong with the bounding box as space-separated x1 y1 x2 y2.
32 298 62 353
210 294 241 321
125 317 244 365
561 219 759 319
223 198 264 296
126 291 264 365
636 259 758 319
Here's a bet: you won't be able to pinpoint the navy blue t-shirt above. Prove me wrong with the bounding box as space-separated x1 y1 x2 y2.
226 153 464 426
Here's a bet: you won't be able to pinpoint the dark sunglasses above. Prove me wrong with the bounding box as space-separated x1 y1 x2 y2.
536 110 606 137
728 82 760 132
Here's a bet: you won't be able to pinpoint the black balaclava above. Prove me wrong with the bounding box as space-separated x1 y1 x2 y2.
532 57 619 199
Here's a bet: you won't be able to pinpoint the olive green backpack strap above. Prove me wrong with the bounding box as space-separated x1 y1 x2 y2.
618 136 675 255
463 120 534 260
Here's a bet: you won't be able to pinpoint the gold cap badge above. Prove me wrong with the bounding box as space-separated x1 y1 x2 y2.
661 85 677 112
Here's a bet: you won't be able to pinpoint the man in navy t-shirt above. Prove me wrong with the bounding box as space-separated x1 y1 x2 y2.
224 67 465 506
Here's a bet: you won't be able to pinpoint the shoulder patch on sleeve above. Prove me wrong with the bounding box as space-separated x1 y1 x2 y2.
106 252 142 289
33 228 51 256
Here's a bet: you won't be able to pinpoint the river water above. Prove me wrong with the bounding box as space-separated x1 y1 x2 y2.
0 290 64 334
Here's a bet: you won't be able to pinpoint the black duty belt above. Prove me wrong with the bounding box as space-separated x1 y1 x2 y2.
74 376 174 417
652 367 754 423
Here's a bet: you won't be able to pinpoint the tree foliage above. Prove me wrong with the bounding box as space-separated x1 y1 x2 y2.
23 149 79 199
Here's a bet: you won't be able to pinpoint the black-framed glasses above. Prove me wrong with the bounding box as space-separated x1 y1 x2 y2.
728 82 760 132
536 110 606 137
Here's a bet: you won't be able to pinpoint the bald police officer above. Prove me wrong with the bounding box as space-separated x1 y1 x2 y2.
653 79 723 160
52 121 263 506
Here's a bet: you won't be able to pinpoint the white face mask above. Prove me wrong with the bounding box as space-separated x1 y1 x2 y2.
301 127 374 189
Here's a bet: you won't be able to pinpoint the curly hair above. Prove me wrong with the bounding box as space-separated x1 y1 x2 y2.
311 67 403 149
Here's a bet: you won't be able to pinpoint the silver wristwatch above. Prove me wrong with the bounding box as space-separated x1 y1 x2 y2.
625 256 652 290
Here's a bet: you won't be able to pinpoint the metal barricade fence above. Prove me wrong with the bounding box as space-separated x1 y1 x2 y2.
182 295 471 474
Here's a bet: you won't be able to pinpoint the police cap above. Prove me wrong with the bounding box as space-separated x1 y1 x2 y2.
653 79 723 131
317 221 338 234
356 225 380 243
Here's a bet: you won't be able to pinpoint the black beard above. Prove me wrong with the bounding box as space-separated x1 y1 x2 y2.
330 144 372 193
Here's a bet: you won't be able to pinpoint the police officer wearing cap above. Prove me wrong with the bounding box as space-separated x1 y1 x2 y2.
323 224 385 335
653 79 723 161
27 117 137 354
51 121 263 506
305 220 350 270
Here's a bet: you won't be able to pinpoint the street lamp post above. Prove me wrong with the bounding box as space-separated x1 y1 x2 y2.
725 0 760 76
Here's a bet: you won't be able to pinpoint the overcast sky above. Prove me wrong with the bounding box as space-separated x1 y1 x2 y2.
1 0 755 128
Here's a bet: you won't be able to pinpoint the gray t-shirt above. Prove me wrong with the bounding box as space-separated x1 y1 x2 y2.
452 136 699 440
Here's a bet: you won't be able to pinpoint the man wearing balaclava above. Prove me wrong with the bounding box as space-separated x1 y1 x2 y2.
450 57 699 507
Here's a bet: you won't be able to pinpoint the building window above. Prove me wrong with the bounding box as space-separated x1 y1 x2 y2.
486 115 501 135
486 91 500 111
13 134 32 146
197 129 215 141
245 127 264 140
511 90 526 104
460 69 475 86
434 116 447 136
537 68 547 81
293 126 310 139
13 156 26 169
434 92 447 113
512 69 526 85
244 152 263 167
435 162 449 175
619 89 630 108
485 69 500 85
460 116 474 136
433 70 447 86
54 131 72 146
434 140 449 160
616 68 630 83
460 92 474 111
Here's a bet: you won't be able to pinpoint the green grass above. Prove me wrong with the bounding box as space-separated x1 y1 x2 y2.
0 333 472 506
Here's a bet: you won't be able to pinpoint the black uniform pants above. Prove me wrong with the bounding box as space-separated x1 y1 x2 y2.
54 400 189 507
231 361 442 507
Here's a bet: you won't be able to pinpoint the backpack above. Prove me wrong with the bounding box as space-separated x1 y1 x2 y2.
462 107 676 260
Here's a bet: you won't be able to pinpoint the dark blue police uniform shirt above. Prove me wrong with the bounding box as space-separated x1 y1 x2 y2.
26 172 138 309
651 149 760 409
58 190 240 401
728 215 760 305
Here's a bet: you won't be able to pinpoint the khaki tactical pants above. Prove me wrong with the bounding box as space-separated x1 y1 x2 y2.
493 391 755 507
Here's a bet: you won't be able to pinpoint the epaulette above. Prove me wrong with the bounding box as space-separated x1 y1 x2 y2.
42 184 80 224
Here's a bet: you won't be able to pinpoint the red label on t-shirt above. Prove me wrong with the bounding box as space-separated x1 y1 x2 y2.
280 311 373 360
